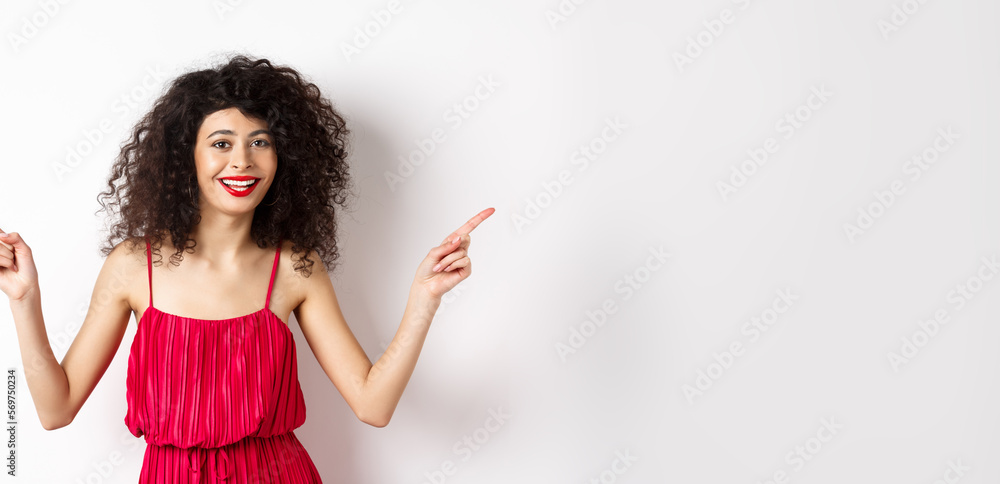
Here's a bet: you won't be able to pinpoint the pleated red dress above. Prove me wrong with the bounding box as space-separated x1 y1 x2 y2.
125 237 323 483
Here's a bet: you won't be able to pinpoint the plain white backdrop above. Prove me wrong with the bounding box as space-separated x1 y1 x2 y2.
1 0 999 482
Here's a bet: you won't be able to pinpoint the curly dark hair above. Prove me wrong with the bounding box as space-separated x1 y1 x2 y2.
96 54 353 277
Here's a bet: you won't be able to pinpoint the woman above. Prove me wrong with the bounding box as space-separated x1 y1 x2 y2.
0 55 493 482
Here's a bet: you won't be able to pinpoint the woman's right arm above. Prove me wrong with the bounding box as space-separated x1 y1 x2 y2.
0 231 137 430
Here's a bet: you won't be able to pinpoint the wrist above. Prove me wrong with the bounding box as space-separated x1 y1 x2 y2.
9 284 40 306
408 284 441 312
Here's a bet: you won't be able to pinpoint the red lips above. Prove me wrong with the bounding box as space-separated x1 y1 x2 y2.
218 176 261 197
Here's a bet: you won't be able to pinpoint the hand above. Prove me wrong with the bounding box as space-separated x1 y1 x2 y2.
414 208 495 300
0 230 39 302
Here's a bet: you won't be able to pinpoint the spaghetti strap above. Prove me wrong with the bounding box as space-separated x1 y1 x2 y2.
264 238 282 310
145 236 153 309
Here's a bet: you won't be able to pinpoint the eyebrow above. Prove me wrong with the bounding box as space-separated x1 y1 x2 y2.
205 129 273 139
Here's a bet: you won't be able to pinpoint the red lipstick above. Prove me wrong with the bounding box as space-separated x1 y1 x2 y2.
218 176 261 197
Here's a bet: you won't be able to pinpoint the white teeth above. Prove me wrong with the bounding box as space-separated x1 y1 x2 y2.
221 179 257 187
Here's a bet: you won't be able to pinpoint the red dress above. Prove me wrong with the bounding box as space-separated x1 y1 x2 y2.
125 237 323 483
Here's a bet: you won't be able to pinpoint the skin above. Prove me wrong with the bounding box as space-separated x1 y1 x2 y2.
0 107 495 430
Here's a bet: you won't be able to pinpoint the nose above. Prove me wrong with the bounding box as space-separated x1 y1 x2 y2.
230 143 253 169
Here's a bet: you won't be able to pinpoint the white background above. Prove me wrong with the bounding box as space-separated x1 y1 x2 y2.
1 0 999 482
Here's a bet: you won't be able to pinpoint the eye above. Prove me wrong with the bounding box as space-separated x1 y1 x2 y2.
251 139 271 148
212 140 231 149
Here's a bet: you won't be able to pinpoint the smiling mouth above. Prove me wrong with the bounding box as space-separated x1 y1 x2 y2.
218 177 261 197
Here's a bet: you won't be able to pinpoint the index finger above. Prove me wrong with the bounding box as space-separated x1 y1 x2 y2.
446 207 495 241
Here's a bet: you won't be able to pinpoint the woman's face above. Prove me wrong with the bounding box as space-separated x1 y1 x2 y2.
193 107 277 216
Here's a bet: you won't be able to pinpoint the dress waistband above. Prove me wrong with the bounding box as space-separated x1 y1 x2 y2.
188 446 232 481
140 432 321 483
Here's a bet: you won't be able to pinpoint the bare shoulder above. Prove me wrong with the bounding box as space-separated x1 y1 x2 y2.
104 237 147 272
278 240 328 279
102 237 149 313
277 240 332 309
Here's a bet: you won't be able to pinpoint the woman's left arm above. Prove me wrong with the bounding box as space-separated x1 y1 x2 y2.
295 208 494 427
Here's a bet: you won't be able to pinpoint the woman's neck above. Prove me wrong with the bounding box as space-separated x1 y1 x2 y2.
187 209 258 265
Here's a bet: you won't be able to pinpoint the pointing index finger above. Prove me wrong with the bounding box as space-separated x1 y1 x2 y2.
447 207 495 241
